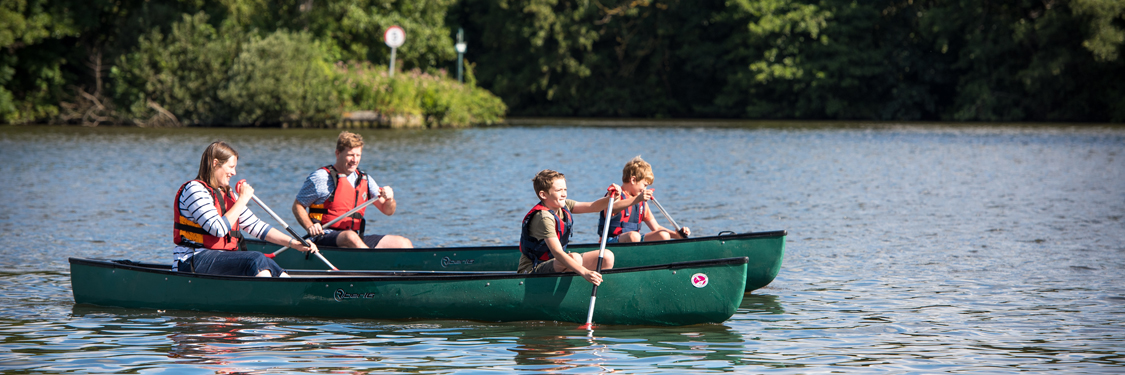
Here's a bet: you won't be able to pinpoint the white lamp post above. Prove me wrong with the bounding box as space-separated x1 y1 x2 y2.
455 28 467 83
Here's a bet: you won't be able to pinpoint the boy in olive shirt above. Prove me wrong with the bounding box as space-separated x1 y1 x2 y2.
517 170 646 285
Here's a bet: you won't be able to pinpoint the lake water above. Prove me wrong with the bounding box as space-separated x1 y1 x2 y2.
0 123 1123 373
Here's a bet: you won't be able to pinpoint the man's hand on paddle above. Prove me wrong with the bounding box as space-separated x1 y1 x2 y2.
306 222 325 237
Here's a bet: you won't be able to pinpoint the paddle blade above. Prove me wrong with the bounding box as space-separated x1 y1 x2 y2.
578 323 595 330
262 253 275 258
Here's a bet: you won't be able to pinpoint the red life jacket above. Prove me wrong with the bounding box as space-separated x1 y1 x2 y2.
173 179 241 250
519 203 573 266
597 190 645 237
308 165 369 234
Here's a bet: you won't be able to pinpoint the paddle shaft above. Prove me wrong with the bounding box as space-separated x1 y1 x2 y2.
270 189 381 256
233 189 339 271
650 197 681 232
583 194 615 328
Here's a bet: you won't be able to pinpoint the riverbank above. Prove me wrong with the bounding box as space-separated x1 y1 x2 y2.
8 117 1125 130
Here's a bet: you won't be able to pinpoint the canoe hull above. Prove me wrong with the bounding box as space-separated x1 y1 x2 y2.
69 257 748 326
248 230 786 291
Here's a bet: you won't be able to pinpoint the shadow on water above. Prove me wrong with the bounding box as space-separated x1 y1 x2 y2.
739 293 784 315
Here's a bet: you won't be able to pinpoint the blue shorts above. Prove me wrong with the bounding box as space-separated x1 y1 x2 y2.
605 235 644 244
313 230 386 248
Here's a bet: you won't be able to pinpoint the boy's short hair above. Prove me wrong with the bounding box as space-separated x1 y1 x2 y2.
533 169 565 195
336 131 364 153
622 156 654 184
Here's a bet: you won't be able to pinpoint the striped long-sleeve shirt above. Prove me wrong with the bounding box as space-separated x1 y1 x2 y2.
173 181 273 268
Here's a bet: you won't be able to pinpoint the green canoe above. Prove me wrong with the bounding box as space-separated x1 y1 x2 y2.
69 257 748 326
244 230 786 292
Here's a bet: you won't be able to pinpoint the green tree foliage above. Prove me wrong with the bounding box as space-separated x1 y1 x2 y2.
451 0 600 115
1 0 80 123
1 0 496 126
113 12 241 125
1072 0 1125 62
4 0 1124 124
216 0 458 71
219 30 339 126
452 0 1125 122
1 0 229 124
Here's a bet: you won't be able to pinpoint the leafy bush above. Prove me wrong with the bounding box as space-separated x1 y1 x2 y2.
219 31 339 126
113 12 339 126
334 61 506 127
112 12 239 125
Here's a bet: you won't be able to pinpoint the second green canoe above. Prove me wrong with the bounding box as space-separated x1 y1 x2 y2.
244 230 786 292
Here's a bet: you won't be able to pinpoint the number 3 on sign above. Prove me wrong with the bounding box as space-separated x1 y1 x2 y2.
385 26 405 48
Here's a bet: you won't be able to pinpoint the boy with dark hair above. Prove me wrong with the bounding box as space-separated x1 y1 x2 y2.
518 170 644 285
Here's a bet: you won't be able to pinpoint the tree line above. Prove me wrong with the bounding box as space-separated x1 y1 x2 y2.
3 0 1124 125
1 0 504 126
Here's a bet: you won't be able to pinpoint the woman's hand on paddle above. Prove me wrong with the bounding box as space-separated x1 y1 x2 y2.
379 186 394 201
289 237 318 253
678 227 691 238
235 180 254 200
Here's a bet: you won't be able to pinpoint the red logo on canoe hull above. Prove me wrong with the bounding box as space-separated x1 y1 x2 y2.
691 273 709 288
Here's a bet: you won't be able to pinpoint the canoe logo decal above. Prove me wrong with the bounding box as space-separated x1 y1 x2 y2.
440 256 475 268
691 273 709 288
334 289 376 302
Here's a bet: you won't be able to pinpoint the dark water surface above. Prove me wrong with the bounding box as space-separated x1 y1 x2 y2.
1 124 1122 373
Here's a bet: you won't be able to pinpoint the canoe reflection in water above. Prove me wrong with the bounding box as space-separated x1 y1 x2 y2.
509 324 747 371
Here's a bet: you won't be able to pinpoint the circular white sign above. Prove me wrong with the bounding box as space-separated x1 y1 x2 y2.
691 273 709 288
384 26 405 48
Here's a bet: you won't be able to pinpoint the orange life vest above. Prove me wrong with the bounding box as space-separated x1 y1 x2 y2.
173 180 241 250
308 165 369 234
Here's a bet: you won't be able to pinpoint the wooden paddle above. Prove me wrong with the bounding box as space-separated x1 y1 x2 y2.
268 185 383 258
233 180 339 271
579 188 616 330
650 196 688 238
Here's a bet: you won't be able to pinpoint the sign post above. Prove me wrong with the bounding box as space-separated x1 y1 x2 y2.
384 26 405 77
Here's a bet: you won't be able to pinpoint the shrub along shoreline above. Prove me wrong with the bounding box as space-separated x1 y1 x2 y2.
23 13 505 128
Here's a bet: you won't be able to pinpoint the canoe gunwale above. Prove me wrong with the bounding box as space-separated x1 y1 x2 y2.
67 256 750 283
240 229 788 254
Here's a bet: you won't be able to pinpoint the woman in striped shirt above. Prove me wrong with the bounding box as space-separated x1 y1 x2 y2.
173 141 318 277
